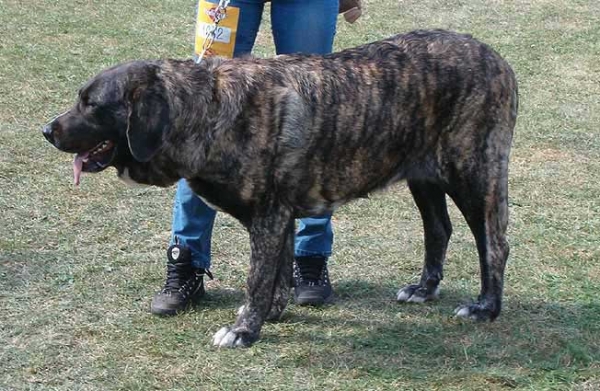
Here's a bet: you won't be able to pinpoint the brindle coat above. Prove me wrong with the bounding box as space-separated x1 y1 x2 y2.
43 30 518 348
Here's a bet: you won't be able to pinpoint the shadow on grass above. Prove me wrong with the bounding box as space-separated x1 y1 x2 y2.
186 278 599 379
253 279 600 381
198 287 246 310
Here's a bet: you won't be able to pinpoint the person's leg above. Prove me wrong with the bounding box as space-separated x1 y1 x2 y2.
271 0 339 305
270 0 338 55
292 215 334 305
230 0 264 57
177 0 264 260
170 180 216 270
294 216 334 259
151 180 216 315
152 0 264 316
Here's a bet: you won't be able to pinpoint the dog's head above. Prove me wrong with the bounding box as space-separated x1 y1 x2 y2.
43 61 172 185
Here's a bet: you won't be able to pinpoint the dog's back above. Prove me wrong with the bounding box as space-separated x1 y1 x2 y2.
252 30 518 215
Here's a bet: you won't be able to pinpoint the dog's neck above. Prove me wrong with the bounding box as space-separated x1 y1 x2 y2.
159 58 260 181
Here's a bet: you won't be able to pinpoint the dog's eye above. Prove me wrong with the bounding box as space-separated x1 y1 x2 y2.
81 96 97 108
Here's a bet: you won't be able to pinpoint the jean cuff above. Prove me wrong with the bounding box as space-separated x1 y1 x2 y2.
294 249 332 258
190 253 211 270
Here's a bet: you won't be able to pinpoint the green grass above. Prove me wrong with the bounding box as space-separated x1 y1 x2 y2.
1 0 600 389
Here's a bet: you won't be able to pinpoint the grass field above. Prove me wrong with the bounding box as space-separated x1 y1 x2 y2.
1 0 600 389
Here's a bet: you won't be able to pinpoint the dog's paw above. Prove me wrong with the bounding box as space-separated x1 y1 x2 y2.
213 326 256 348
396 284 439 303
213 327 258 348
454 303 498 322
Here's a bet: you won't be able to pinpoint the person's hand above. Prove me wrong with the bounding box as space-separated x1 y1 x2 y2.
263 0 362 24
339 0 362 23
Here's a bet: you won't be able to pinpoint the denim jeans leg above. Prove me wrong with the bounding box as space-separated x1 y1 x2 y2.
270 0 339 55
294 215 334 258
182 0 337 263
176 0 263 269
170 179 216 269
271 0 338 258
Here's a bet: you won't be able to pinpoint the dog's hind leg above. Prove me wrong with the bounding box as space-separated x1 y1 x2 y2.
448 147 511 322
397 180 452 304
213 208 294 348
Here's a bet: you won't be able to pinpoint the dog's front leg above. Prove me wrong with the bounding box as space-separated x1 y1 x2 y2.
233 220 293 322
213 209 294 348
265 222 294 322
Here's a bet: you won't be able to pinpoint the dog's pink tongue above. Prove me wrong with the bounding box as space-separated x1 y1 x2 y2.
73 152 88 186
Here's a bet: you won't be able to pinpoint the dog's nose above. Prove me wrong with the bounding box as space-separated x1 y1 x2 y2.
42 123 55 144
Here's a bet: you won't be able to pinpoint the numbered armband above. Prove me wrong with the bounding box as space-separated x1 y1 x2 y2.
195 0 240 59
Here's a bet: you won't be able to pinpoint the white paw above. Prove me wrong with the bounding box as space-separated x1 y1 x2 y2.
454 305 480 320
453 302 497 322
454 306 471 318
213 327 247 348
407 294 428 303
396 288 412 302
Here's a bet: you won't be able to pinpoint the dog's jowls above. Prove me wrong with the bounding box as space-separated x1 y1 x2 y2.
44 30 518 348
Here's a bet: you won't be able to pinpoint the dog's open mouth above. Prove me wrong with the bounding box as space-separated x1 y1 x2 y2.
73 140 117 185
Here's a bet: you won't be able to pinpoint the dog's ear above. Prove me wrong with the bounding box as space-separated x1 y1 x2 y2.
126 69 170 162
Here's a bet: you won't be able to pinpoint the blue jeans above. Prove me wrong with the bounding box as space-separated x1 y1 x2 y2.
172 0 338 269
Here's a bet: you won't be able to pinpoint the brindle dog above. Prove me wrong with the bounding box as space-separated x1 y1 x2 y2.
43 30 518 348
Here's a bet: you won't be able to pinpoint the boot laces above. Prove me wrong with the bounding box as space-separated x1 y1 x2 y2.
162 262 196 292
294 258 329 286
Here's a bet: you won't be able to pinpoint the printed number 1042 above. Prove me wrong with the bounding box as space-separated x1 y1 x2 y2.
198 22 232 44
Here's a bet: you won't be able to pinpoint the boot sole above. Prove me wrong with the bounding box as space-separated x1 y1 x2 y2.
294 291 334 306
150 288 206 316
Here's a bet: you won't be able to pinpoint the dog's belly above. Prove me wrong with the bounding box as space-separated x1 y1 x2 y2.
285 166 414 218
279 139 435 217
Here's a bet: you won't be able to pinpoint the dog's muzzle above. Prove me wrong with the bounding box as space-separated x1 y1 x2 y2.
42 123 55 145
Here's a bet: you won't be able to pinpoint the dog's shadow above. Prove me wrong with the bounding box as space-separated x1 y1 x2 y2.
197 279 401 315
187 279 596 376
241 279 598 375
